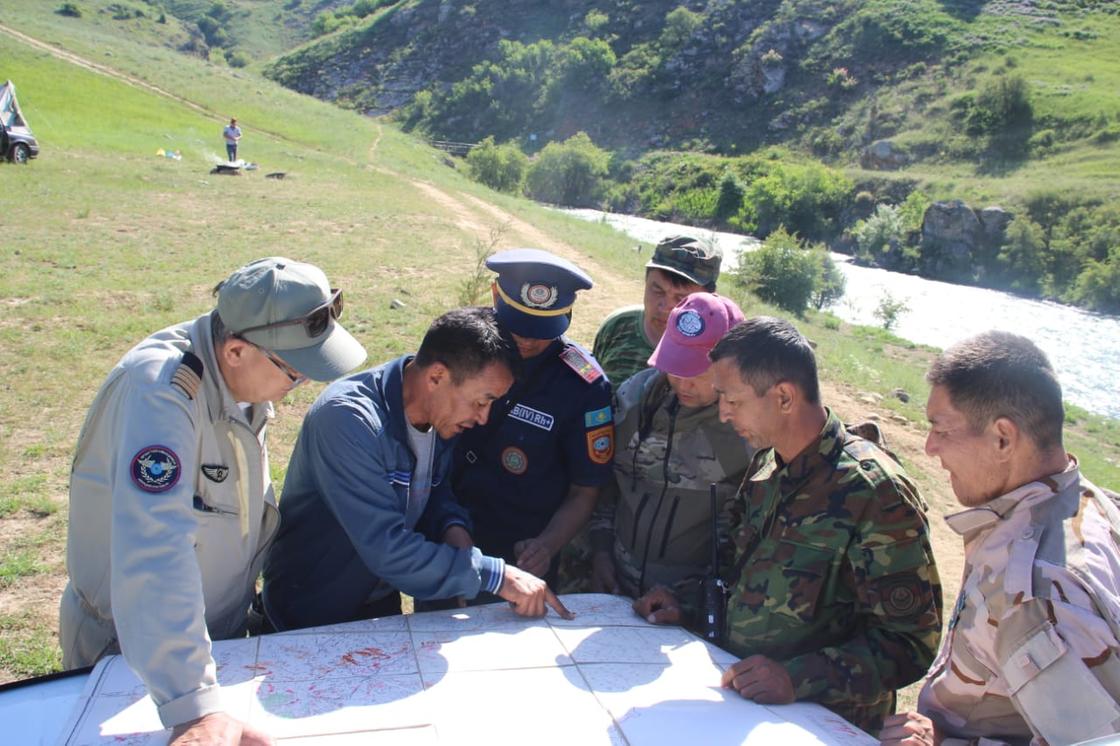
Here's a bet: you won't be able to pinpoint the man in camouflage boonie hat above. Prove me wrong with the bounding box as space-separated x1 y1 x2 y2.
635 316 943 735
591 234 722 394
881 331 1120 746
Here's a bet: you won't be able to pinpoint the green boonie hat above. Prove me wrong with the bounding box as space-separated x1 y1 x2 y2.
646 235 722 290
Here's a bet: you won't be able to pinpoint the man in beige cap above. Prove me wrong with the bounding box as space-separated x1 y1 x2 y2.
60 257 367 746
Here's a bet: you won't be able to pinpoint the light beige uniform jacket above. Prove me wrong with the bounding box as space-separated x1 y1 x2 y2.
918 461 1120 745
60 313 280 728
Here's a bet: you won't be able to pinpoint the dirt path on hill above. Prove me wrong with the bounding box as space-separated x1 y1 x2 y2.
407 180 633 343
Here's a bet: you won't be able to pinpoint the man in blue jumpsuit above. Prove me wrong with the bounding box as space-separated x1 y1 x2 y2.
453 249 615 585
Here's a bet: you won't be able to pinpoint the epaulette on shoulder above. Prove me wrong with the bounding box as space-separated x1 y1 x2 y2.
559 343 604 384
170 351 204 401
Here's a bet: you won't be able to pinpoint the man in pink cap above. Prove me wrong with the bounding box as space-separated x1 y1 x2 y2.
588 292 754 628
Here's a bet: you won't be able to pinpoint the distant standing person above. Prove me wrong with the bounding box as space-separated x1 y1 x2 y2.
223 117 241 162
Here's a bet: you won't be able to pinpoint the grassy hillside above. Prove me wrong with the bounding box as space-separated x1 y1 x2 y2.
1 5 1118 690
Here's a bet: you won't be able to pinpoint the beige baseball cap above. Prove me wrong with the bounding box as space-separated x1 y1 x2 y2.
217 257 367 381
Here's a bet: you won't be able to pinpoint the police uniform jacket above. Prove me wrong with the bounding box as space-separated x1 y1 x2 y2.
454 339 614 569
61 313 279 729
262 355 505 631
919 461 1120 745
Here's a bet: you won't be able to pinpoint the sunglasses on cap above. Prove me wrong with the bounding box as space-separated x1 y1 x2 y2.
235 288 343 340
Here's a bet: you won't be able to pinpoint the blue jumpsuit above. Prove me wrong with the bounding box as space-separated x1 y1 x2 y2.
453 339 614 581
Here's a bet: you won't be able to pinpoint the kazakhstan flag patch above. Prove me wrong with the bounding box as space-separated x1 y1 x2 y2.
584 406 612 428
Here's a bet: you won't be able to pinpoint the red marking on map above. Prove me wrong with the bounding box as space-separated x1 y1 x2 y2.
341 646 391 666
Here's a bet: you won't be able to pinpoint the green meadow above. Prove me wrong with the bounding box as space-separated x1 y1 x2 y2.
1 6 1118 684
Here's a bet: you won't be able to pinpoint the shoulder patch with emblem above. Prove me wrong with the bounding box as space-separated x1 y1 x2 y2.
586 425 615 465
560 344 603 384
201 464 229 483
131 445 181 493
170 351 204 401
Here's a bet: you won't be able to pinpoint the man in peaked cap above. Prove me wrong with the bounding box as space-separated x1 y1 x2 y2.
592 235 722 394
452 248 615 586
61 257 367 746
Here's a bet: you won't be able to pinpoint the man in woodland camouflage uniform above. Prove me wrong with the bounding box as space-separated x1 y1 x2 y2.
636 317 942 734
881 332 1120 746
592 235 721 393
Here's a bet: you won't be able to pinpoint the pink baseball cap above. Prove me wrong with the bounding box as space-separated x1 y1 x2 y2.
648 293 745 377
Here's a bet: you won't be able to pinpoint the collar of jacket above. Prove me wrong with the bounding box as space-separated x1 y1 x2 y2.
944 458 1080 537
377 354 454 448
749 407 844 486
189 312 274 431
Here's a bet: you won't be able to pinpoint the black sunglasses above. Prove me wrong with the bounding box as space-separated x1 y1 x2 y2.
235 288 343 339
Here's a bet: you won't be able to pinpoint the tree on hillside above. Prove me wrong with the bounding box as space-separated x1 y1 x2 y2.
714 171 744 223
525 132 610 207
735 161 852 241
1070 249 1120 314
996 217 1046 295
812 249 847 311
660 6 703 48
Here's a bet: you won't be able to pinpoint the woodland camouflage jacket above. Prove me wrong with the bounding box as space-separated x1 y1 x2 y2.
725 409 943 734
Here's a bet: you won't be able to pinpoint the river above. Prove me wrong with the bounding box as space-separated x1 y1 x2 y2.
563 209 1120 420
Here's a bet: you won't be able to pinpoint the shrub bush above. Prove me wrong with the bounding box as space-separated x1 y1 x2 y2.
812 250 847 311
226 50 251 68
714 171 744 223
874 291 909 331
735 227 824 315
56 2 82 17
525 132 610 207
735 161 852 241
966 73 1033 135
854 204 905 265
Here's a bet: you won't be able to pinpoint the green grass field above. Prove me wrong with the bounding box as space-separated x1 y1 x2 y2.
1 3 1118 687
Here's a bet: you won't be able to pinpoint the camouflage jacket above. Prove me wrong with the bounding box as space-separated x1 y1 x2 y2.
725 410 943 734
591 305 654 395
588 368 753 607
918 462 1120 746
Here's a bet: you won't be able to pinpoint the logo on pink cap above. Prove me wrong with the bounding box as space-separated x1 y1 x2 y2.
648 292 745 378
676 310 705 337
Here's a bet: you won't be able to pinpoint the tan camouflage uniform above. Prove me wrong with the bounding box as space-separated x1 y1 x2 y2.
588 368 753 611
918 461 1120 746
726 410 943 734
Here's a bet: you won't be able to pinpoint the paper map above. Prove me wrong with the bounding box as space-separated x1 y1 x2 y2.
58 594 876 745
